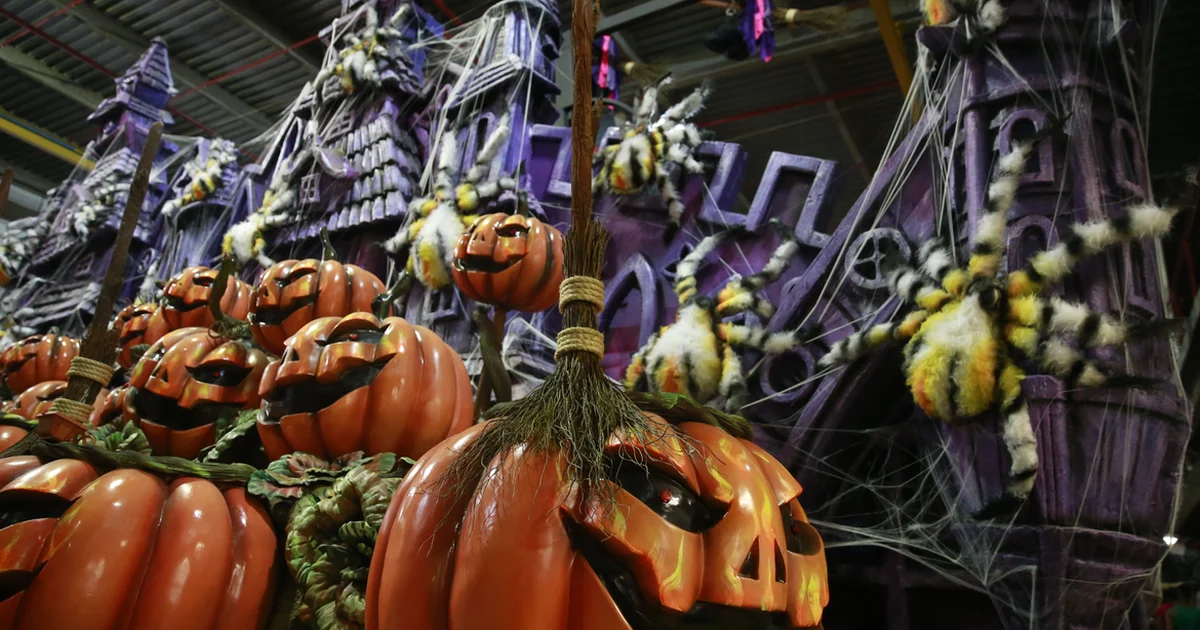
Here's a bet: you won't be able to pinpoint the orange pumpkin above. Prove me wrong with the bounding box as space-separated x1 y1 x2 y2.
452 213 564 312
0 425 28 452
0 459 277 628
115 303 172 369
250 259 388 356
161 266 253 330
0 333 79 395
88 385 134 428
0 380 65 420
367 414 829 630
257 313 472 462
127 327 269 459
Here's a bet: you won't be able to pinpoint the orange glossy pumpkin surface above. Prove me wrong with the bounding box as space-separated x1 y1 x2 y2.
127 327 269 459
0 427 27 453
88 385 133 428
0 462 277 629
115 303 171 369
452 213 564 312
0 381 65 421
257 312 472 462
367 416 829 630
250 259 388 355
0 333 79 395
161 266 253 330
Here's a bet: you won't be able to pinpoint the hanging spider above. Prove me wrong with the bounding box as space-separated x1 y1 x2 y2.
384 114 515 290
312 3 410 106
593 75 711 241
162 139 238 218
818 135 1183 514
922 0 1005 42
624 220 809 411
73 174 131 237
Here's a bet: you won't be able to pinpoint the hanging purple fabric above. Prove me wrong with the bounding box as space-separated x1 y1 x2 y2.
592 35 620 107
740 0 775 62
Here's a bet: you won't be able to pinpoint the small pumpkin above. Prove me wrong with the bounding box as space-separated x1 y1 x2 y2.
367 413 829 629
452 213 564 312
127 327 269 459
0 332 79 395
250 258 388 356
88 385 134 428
257 312 472 462
161 266 253 330
0 380 65 421
115 302 172 369
0 460 277 628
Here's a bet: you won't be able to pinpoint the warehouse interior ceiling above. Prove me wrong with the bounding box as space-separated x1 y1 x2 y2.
0 0 1197 220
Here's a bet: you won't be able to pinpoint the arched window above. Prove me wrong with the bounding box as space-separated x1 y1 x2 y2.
997 108 1054 184
1007 215 1053 273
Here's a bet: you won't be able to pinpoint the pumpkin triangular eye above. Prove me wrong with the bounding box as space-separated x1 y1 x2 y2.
607 458 720 532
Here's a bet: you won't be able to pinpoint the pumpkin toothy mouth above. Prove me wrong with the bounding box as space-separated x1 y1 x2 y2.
163 295 207 313
563 517 812 630
262 362 385 421
453 255 522 274
131 389 242 430
252 295 317 326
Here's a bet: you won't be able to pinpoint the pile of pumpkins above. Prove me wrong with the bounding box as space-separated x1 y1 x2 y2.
0 212 829 629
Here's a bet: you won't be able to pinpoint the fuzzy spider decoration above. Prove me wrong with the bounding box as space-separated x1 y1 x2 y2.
384 114 516 290
593 76 711 240
312 3 409 106
73 174 131 237
922 0 1005 40
162 139 238 218
818 137 1182 511
624 220 808 411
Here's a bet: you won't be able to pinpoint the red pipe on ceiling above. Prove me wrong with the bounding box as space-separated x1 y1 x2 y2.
1 0 86 47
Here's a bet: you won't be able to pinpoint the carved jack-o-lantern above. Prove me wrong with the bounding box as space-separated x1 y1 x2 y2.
452 213 564 312
161 266 253 330
1 380 65 420
0 333 79 395
250 259 388 356
257 313 472 462
127 327 269 459
0 460 277 628
367 414 829 629
115 303 172 369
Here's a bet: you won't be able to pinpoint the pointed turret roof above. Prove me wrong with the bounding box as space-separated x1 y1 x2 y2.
88 36 176 128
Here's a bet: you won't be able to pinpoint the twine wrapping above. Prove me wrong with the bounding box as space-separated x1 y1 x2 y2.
555 327 605 361
49 398 94 424
67 356 116 387
559 276 605 314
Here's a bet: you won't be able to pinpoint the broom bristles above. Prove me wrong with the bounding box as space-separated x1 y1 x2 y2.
773 5 850 32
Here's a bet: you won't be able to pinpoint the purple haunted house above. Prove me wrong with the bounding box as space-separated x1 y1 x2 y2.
396 0 563 365
144 137 243 292
230 0 440 281
8 37 178 334
521 1 1181 628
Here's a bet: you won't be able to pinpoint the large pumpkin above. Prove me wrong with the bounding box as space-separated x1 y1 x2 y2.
257 313 472 462
366 413 829 630
115 303 171 369
127 327 269 459
0 381 65 421
0 333 79 395
0 459 277 628
250 258 388 356
161 266 253 330
452 213 564 312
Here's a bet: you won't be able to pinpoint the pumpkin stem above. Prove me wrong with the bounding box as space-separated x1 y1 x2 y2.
207 254 256 343
319 227 337 262
373 271 411 320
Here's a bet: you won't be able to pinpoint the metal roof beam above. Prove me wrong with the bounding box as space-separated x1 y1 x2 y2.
0 107 92 169
207 0 322 72
596 0 701 36
39 0 273 132
0 45 104 109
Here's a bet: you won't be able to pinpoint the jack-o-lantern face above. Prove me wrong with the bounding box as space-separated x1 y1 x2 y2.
452 213 564 312
367 415 829 629
128 327 269 459
257 313 472 462
161 266 253 330
0 333 79 395
250 259 388 356
1 380 65 420
116 303 172 369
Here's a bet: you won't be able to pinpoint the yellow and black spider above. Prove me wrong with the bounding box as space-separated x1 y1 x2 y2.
384 114 515 290
593 75 710 241
818 136 1182 512
624 220 809 411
